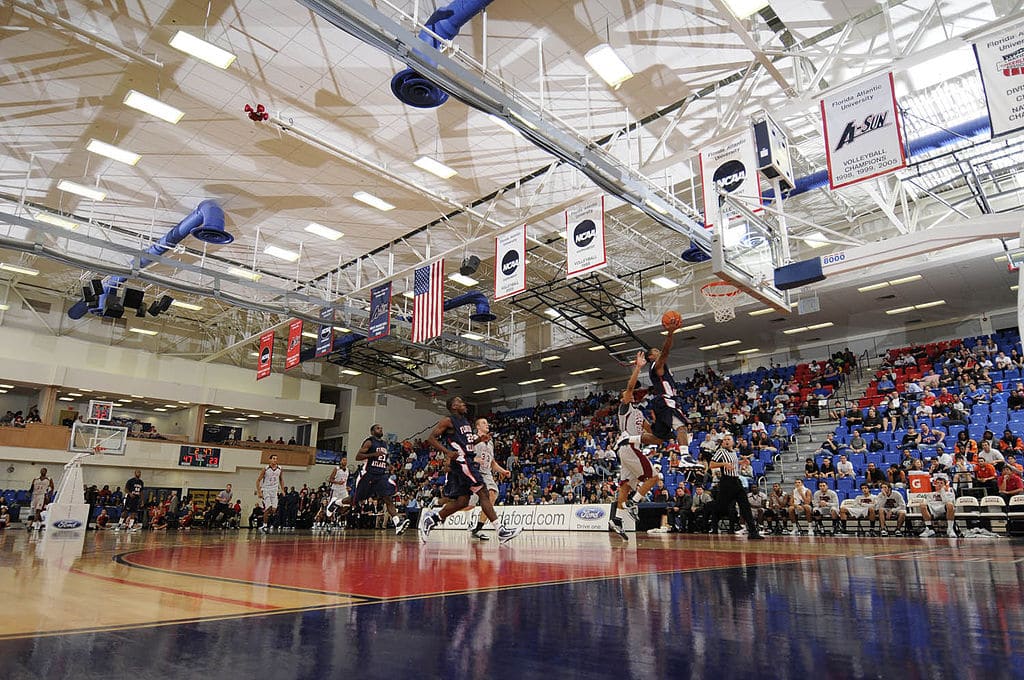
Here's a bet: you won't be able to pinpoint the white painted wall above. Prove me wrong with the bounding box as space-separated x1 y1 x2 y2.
345 389 443 448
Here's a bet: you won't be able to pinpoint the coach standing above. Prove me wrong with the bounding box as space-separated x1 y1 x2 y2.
708 434 764 540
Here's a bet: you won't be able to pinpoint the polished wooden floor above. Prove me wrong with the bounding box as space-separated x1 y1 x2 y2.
2 526 1023 679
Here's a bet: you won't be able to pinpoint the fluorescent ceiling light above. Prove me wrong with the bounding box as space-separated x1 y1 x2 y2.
304 222 343 241
461 332 484 341
644 198 669 215
588 345 604 351
806 322 834 330
719 340 742 347
722 0 770 19
128 328 158 336
33 212 79 230
180 401 191 405
569 367 601 375
518 378 545 385
544 308 560 317
58 397 74 402
402 291 415 299
802 231 829 249
86 139 140 166
0 390 8 394
783 322 834 334
738 348 760 355
1012 285 1019 291
449 272 479 286
163 404 177 408
123 90 183 124
0 384 14 389
886 300 945 314
392 354 414 362
264 245 300 262
247 415 260 419
473 387 498 394
227 267 262 281
414 156 458 179
234 417 247 421
748 308 774 316
170 300 203 311
857 282 890 292
169 30 236 69
540 355 560 362
130 395 144 398
699 341 741 350
477 368 503 376
551 383 567 388
207 409 221 414
154 407 168 412
0 304 8 311
487 114 520 135
57 180 105 201
67 392 83 397
283 418 296 422
437 378 457 385
889 275 922 285
333 326 351 333
914 299 946 309
301 331 318 339
858 274 922 292
341 369 362 376
117 399 133 403
0 263 38 276
651 276 678 290
681 323 705 331
353 191 395 212
584 43 634 89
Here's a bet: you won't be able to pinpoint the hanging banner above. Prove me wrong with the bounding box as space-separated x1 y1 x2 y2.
820 72 906 190
698 129 762 230
285 319 302 369
974 25 1024 138
494 225 527 301
368 282 392 340
565 196 606 278
256 330 274 380
315 307 334 357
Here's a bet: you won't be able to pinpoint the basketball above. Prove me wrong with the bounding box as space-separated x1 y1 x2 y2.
661 309 682 330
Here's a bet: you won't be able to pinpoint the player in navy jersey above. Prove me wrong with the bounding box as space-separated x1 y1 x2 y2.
420 396 521 544
352 424 410 535
646 317 696 457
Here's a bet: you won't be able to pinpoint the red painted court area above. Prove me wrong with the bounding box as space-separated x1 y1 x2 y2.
122 536 809 599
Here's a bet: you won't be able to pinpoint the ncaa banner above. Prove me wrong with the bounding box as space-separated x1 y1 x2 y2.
698 129 762 230
367 282 392 340
494 225 526 301
256 330 274 380
820 72 906 189
974 25 1024 137
315 306 334 357
565 196 606 278
285 319 302 370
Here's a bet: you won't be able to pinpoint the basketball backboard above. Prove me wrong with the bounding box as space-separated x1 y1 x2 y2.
70 422 128 455
710 202 791 312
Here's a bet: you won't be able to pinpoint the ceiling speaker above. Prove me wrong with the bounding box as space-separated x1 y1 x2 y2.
123 287 144 309
158 295 173 313
460 255 480 276
102 294 124 319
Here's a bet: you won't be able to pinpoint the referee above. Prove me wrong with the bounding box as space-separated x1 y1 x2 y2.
708 434 764 540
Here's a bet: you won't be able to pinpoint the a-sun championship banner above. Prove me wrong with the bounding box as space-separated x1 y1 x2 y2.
974 24 1024 138
285 319 302 370
256 330 274 380
698 129 762 230
565 196 606 278
494 225 527 301
315 306 334 358
368 282 392 340
820 72 906 189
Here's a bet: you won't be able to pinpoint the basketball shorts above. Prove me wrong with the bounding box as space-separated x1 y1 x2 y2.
925 501 950 517
261 489 279 509
618 442 654 485
468 472 498 506
813 506 837 517
353 473 396 503
845 506 870 519
124 495 141 513
330 485 350 504
30 494 46 511
650 399 686 441
442 459 485 499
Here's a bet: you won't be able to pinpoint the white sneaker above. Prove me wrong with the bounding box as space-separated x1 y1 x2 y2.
808 527 815 536
790 526 800 536
497 526 522 544
647 526 670 534
734 528 747 535
920 527 936 538
946 526 957 538
419 511 439 543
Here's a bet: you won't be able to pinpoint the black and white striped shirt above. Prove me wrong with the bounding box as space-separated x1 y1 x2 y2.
713 447 739 477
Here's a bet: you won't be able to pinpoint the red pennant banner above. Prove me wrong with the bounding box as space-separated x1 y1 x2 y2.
256 330 274 380
285 319 302 370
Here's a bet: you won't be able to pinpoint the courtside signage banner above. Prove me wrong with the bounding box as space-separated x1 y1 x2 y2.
820 72 906 189
368 282 392 340
565 196 606 277
494 225 527 300
974 24 1024 137
315 306 334 357
433 504 634 532
256 330 274 380
285 319 302 370
698 130 762 230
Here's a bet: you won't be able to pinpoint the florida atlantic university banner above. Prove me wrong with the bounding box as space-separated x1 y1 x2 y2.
256 330 274 380
565 196 606 278
494 225 526 301
974 25 1024 137
368 282 392 340
698 129 762 230
285 318 302 370
315 306 334 357
820 72 906 189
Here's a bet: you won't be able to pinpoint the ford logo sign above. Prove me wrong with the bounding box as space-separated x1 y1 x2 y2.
575 507 605 520
53 519 82 530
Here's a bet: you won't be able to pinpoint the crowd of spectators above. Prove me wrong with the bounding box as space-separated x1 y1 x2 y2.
0 406 40 427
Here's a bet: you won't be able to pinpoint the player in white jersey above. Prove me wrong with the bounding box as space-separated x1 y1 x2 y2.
467 418 510 540
322 455 350 530
29 468 54 532
255 454 283 533
609 351 663 540
916 475 958 538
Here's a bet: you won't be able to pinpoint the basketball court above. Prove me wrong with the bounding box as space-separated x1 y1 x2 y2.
2 530 1022 679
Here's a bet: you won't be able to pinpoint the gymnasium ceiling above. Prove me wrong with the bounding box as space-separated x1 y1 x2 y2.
1 0 1023 401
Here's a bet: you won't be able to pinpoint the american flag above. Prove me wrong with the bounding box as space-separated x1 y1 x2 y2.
412 260 444 343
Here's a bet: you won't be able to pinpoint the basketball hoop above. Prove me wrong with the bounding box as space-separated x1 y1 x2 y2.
701 281 743 323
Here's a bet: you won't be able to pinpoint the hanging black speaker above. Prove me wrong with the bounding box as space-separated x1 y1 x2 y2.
102 294 124 319
91 279 104 296
123 287 144 309
82 285 97 305
158 295 173 313
135 305 147 318
148 300 161 317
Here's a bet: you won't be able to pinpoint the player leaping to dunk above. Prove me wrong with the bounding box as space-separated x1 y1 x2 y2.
420 396 521 544
647 312 699 460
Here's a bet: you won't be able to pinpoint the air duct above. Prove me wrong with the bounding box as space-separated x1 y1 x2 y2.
390 0 494 108
445 290 496 322
68 200 233 319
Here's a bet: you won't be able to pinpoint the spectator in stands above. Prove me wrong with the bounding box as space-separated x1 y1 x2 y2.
751 430 778 456
1009 389 1024 411
815 433 841 458
264 436 273 443
844 401 863 428
998 429 1023 453
975 457 999 495
0 502 10 530
904 380 924 400
918 423 944 447
1006 454 1024 475
764 482 791 534
953 430 978 458
862 408 884 434
979 439 1005 469
747 485 766 527
819 457 836 479
848 430 867 456
873 483 907 536
287 437 296 445
996 351 1013 370
865 462 886 489
836 455 856 479
690 487 714 533
878 375 896 392
998 465 1024 504
804 457 820 479
885 393 911 431
667 486 691 533
788 479 813 535
900 427 922 451
887 464 907 488
916 476 957 538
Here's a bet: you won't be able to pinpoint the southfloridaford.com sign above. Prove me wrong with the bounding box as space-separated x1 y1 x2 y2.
432 504 636 532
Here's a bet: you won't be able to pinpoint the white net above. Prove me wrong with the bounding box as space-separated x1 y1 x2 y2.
702 282 747 323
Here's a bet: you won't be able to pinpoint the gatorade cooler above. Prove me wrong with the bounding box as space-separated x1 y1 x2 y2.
908 471 932 493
